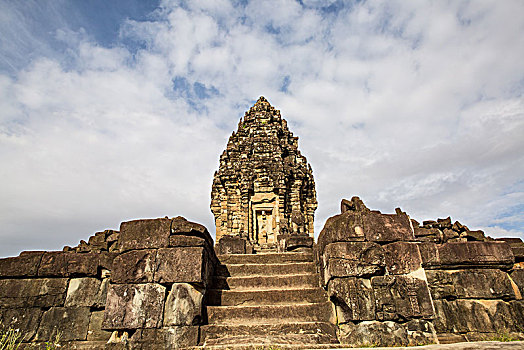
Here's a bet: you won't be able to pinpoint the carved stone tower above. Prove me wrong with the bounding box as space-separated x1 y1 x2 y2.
211 97 317 249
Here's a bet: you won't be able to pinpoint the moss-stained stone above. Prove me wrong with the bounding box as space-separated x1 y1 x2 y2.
111 250 157 284
0 308 42 341
86 311 112 341
163 283 204 326
65 277 108 307
103 283 165 329
35 306 91 342
426 269 516 300
0 278 68 308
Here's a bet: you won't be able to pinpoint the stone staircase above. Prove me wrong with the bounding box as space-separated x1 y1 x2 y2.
199 252 340 348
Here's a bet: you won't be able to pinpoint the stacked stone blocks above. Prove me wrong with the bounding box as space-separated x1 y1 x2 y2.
0 232 118 347
0 216 218 349
317 197 438 347
102 216 218 349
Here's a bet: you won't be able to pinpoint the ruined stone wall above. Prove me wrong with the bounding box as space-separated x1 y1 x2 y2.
0 216 218 349
317 197 438 347
0 230 118 348
317 197 524 347
2 196 523 349
102 216 218 349
413 219 524 343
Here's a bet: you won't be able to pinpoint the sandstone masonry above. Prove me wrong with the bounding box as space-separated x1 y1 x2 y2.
211 97 317 248
0 98 523 349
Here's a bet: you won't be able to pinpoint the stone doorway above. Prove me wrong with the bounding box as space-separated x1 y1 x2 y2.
249 193 279 248
255 209 274 245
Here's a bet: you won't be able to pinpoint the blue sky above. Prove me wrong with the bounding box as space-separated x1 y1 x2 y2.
0 0 523 257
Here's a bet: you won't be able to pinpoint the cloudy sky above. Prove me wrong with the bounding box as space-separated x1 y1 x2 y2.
0 0 523 257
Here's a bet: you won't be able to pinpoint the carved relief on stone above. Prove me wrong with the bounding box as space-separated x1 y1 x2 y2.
210 97 317 248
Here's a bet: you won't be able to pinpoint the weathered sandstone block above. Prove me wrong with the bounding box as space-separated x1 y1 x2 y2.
318 204 415 254
338 321 408 347
277 234 313 252
442 228 460 242
119 218 171 251
328 277 375 321
323 242 384 284
437 217 452 228
318 212 365 253
65 277 108 307
155 247 209 285
111 249 157 283
67 253 105 276
37 251 68 276
510 300 524 327
362 211 415 243
35 306 91 342
215 236 248 255
420 242 514 269
497 238 524 262
405 319 438 346
166 326 200 349
128 326 199 349
513 246 524 261
0 251 43 277
460 230 486 241
163 283 204 326
87 310 112 341
171 216 213 245
383 242 423 275
414 227 443 243
417 242 439 267
37 252 112 277
0 308 42 341
426 269 516 300
511 269 524 296
0 278 68 308
103 283 165 329
127 328 165 348
87 232 108 251
432 299 519 334
169 235 208 248
98 251 118 270
372 275 435 321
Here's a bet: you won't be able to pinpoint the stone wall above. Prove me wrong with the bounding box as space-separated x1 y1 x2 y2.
416 234 523 342
2 198 524 348
317 197 438 347
0 231 118 348
0 216 218 349
317 197 524 347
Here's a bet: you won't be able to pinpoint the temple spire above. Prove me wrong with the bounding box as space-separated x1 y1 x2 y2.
211 97 317 249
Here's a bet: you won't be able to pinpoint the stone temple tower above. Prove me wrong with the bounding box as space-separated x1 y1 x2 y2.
211 97 317 249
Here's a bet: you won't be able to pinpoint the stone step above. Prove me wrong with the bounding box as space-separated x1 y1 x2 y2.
207 302 334 325
212 273 319 290
216 262 316 277
200 322 338 346
188 341 524 350
202 335 335 347
207 287 328 306
188 344 346 350
217 252 314 265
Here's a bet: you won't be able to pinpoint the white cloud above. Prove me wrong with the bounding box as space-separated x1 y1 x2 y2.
0 0 523 257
